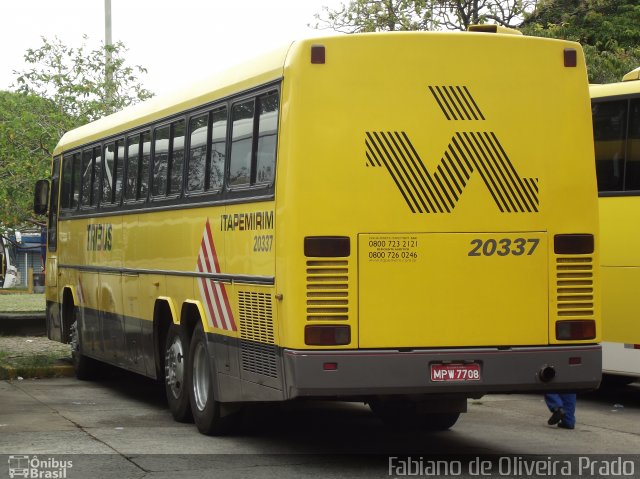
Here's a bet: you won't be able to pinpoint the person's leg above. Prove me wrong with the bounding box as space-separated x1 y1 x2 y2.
558 394 576 429
544 393 565 424
545 393 562 411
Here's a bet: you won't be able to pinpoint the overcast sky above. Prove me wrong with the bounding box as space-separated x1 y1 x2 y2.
0 0 345 96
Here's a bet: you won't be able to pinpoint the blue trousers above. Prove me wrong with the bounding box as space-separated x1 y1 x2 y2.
545 393 576 427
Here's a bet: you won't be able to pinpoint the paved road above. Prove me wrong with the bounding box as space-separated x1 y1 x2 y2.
1 371 639 478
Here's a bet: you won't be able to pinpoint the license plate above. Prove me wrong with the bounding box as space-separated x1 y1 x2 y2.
430 363 481 382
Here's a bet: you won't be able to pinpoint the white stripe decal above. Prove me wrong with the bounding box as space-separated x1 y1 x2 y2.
196 219 236 331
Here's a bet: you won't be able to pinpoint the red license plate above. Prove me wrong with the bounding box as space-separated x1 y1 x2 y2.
430 363 481 382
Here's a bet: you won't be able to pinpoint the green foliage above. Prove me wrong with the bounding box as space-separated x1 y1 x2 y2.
14 36 153 121
521 0 640 83
312 0 538 33
313 0 433 33
0 37 153 228
0 91 63 226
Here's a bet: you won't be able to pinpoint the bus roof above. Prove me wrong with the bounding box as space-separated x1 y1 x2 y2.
590 80 640 100
54 30 583 155
53 43 293 155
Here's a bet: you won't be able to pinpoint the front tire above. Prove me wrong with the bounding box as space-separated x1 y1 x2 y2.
189 322 239 435
164 324 192 422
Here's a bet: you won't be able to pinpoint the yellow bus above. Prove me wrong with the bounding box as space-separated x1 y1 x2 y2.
35 30 601 436
591 67 640 384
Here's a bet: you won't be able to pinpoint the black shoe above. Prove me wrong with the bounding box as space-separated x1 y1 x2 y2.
547 408 565 425
557 421 575 430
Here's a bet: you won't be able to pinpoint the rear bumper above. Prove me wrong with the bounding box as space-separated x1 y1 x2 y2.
283 345 601 399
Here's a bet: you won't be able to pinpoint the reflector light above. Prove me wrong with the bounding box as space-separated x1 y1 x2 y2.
554 234 594 254
564 48 577 67
304 236 350 257
311 45 326 64
305 325 350 345
323 362 338 371
569 357 582 365
556 320 596 341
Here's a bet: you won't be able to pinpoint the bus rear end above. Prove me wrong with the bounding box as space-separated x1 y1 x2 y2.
276 31 601 424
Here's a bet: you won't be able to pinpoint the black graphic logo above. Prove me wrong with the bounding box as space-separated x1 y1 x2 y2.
365 87 539 213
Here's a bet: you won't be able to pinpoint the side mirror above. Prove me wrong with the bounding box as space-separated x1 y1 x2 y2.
34 179 50 215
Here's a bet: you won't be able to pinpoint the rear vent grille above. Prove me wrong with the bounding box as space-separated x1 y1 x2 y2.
556 256 594 319
238 291 278 379
306 260 349 321
238 292 274 344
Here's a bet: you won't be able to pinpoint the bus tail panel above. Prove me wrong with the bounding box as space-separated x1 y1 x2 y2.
358 232 548 348
283 345 601 398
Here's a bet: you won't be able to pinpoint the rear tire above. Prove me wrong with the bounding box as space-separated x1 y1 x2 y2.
69 311 99 381
369 398 460 431
189 322 239 435
164 324 192 422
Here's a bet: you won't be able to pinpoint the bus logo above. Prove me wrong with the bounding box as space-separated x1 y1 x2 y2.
365 86 539 214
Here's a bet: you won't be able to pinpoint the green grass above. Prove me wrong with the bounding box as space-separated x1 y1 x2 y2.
0 352 71 379
0 294 45 312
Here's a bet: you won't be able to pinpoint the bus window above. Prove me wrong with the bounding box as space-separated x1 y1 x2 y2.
81 149 93 207
92 146 102 206
593 100 627 192
71 152 81 209
125 134 140 201
188 114 209 193
624 99 640 190
60 154 73 210
140 131 151 200
169 120 185 196
115 139 125 204
229 100 254 187
210 107 227 192
256 92 278 185
152 125 170 197
102 142 115 204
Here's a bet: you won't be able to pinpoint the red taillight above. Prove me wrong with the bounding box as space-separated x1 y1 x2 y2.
311 45 326 64
323 362 338 371
564 48 577 67
554 234 594 255
305 325 350 346
569 357 582 365
556 320 596 340
304 236 350 257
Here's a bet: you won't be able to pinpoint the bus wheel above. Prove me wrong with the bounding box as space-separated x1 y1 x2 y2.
164 325 192 422
419 412 460 431
189 322 239 435
369 399 460 431
69 319 99 381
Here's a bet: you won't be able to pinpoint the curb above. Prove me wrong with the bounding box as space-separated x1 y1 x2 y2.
0 360 75 380
0 312 46 335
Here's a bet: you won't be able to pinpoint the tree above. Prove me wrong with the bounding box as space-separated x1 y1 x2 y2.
520 0 640 83
0 37 153 228
14 36 153 122
0 91 66 228
312 0 538 33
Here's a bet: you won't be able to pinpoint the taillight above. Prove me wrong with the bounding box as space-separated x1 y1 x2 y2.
554 234 594 254
564 48 577 68
304 236 350 257
311 45 326 64
305 325 350 346
556 320 596 340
